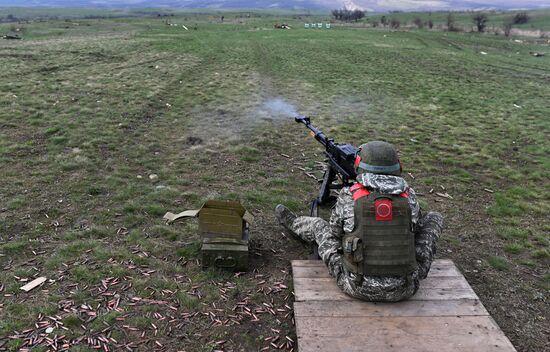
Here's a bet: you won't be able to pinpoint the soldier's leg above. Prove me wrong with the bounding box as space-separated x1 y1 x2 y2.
288 216 324 243
415 211 444 279
290 216 345 281
275 205 318 243
275 205 344 279
291 217 352 286
335 272 419 302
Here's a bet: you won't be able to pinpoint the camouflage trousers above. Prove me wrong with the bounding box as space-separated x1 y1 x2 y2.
289 212 443 302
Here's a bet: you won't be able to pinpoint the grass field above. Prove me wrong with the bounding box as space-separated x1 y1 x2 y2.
0 10 549 352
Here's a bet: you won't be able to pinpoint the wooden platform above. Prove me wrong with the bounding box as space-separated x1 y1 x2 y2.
292 259 517 352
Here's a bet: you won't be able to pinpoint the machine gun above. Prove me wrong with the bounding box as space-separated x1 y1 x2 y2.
295 116 359 217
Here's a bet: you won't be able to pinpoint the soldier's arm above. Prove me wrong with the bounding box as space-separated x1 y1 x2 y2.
406 186 421 225
329 187 354 239
414 212 444 279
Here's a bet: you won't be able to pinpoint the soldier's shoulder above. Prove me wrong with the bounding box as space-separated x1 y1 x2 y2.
341 186 352 195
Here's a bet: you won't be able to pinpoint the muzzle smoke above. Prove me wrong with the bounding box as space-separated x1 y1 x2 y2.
258 98 298 119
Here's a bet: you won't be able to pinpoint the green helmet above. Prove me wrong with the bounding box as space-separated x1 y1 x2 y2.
355 141 401 176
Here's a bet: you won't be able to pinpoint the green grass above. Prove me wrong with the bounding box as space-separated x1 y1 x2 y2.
1 239 28 254
504 243 523 254
496 226 529 240
488 256 509 271
532 249 549 259
176 291 199 310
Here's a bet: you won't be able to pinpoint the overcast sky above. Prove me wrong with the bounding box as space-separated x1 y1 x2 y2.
0 0 548 11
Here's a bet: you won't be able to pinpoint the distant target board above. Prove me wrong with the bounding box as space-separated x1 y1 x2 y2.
305 23 331 29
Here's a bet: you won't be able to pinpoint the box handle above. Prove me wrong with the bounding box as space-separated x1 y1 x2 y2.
214 256 236 268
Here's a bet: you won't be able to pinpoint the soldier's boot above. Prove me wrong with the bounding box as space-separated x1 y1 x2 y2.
275 204 297 231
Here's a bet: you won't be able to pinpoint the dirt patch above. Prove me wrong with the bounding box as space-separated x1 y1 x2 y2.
510 28 550 38
185 136 203 146
419 188 550 352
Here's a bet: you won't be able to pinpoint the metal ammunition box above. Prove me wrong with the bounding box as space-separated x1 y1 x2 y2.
197 200 253 271
201 239 249 272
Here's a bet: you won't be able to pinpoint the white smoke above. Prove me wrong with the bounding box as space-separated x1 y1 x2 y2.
254 98 299 121
342 0 364 10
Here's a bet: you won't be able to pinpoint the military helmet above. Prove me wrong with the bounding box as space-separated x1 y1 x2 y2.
355 141 401 176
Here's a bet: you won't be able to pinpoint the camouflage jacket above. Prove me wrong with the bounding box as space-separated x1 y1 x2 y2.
325 172 427 301
329 172 421 237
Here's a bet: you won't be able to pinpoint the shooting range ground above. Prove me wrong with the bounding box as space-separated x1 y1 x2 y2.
0 9 549 352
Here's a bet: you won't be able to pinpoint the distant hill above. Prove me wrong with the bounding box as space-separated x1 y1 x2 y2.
0 0 548 12
0 0 329 10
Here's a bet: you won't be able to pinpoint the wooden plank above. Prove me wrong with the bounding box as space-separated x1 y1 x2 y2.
412 287 478 300
291 263 462 278
20 277 47 292
293 259 455 266
296 316 516 352
292 260 462 278
418 276 471 289
292 265 331 278
292 259 455 267
291 259 516 352
292 260 328 267
293 278 478 302
427 264 462 277
298 336 513 352
294 298 488 318
296 316 508 337
294 267 470 288
294 276 470 289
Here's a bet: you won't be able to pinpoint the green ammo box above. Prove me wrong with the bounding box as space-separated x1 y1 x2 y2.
197 200 253 272
163 200 253 271
201 238 249 271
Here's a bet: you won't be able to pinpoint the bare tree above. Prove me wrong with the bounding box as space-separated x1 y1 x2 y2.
503 22 513 37
390 18 400 29
473 13 488 32
352 9 365 22
446 12 456 31
513 12 529 25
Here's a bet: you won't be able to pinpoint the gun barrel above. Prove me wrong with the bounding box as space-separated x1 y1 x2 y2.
295 115 328 147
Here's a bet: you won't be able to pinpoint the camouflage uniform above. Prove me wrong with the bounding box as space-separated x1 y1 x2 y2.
285 173 443 302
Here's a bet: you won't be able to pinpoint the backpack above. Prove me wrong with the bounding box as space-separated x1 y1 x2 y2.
342 183 417 276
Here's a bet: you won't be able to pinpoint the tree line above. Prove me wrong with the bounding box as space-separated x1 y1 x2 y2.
331 8 365 22
331 8 533 38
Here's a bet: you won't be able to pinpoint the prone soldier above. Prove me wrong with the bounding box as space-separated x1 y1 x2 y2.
276 141 443 302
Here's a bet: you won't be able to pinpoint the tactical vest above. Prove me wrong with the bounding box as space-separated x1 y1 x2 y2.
342 183 417 276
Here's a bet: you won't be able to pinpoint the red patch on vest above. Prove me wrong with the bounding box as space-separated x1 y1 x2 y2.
400 190 409 198
375 199 393 221
351 183 370 201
